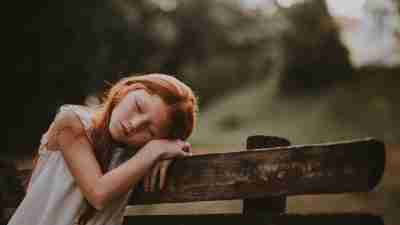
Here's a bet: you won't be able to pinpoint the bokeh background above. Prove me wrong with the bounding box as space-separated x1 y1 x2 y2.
3 0 400 224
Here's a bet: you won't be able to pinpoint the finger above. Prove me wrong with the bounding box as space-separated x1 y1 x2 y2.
142 176 146 191
144 173 150 192
159 160 173 190
176 150 189 158
144 164 155 192
183 142 192 153
182 142 189 152
150 162 161 192
186 142 193 155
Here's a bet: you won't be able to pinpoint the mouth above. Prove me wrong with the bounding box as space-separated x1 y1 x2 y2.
120 121 130 137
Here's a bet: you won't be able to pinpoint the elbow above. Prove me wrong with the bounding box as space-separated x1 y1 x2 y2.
89 189 108 211
92 200 105 211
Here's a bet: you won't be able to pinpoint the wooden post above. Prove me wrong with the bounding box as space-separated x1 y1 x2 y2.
243 135 290 214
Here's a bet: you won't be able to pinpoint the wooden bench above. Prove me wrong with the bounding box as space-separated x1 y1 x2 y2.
125 136 385 225
3 136 385 225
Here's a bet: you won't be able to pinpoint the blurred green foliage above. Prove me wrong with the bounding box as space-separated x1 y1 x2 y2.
5 0 400 156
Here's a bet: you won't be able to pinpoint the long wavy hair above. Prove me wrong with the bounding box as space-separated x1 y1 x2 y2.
28 73 198 225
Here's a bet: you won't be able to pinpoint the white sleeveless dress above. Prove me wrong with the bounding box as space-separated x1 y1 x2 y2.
7 104 135 225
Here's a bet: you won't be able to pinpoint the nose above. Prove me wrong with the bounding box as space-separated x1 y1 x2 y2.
125 115 149 133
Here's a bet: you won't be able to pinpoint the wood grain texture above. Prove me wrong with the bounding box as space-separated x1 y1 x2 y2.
129 138 385 205
243 135 290 214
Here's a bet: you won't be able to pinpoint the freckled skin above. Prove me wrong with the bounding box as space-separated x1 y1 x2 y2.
109 89 171 148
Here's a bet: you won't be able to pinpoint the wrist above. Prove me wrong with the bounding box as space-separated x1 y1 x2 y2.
142 143 163 162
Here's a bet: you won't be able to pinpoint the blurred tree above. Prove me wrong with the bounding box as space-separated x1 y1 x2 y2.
0 160 26 223
5 0 285 157
277 0 354 96
90 0 288 105
5 0 398 158
5 0 104 157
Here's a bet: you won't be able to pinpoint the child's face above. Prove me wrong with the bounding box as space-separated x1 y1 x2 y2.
109 89 171 148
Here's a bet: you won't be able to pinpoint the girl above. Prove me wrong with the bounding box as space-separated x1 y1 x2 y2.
8 73 198 225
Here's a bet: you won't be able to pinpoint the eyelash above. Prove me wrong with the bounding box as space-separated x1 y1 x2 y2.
148 129 154 138
134 99 153 137
133 98 154 137
135 99 142 113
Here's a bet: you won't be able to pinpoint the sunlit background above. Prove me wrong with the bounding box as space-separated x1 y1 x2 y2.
3 0 400 224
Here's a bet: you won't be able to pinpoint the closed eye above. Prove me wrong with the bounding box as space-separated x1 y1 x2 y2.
148 127 155 138
135 98 142 113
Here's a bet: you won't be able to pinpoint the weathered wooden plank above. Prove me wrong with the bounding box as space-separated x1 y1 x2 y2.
123 213 383 225
129 138 385 205
243 135 290 214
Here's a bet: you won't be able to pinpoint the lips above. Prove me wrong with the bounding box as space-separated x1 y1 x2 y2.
120 121 130 136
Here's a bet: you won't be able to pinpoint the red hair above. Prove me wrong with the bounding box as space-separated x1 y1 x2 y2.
79 73 198 224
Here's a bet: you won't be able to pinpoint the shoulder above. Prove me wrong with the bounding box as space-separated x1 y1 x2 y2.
46 105 89 149
54 106 86 132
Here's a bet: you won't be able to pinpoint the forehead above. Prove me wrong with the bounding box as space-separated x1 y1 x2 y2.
122 89 145 101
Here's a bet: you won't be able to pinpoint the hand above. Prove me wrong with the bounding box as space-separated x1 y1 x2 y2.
142 139 192 192
144 139 192 161
143 159 172 192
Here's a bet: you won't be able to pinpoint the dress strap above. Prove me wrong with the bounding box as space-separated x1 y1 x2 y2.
58 104 95 144
59 105 133 171
38 104 131 172
58 104 94 130
39 104 95 149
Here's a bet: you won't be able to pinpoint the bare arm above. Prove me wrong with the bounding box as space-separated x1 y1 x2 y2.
47 110 185 210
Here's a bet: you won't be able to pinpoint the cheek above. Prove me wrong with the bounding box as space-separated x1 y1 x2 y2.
110 108 128 129
109 109 127 140
109 120 118 135
109 110 118 128
109 114 118 131
108 120 122 142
